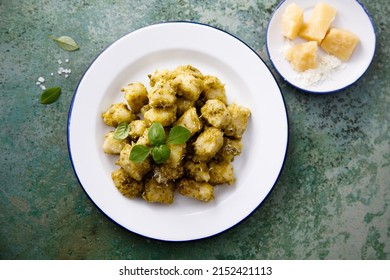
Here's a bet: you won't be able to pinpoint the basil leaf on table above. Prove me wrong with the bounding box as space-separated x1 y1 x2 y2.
40 87 61 104
50 36 80 51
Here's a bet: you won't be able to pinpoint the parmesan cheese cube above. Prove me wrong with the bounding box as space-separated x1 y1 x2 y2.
299 2 336 43
320 28 359 61
285 41 318 72
282 3 304 40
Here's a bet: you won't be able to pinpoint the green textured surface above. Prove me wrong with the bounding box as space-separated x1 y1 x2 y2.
1 0 389 260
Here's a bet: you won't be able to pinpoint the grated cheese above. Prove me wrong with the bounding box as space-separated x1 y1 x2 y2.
294 53 344 87
281 40 344 87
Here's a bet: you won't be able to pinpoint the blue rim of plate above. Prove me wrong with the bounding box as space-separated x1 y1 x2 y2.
266 0 376 94
67 21 290 241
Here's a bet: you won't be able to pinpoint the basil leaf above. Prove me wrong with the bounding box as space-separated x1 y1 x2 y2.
148 122 165 146
50 36 80 51
129 145 152 163
152 145 171 164
40 87 61 104
113 122 130 140
167 125 191 145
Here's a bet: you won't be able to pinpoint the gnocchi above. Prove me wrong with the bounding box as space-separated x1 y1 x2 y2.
101 65 251 204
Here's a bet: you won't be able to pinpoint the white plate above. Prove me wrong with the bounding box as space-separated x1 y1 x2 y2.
266 0 376 93
68 22 288 241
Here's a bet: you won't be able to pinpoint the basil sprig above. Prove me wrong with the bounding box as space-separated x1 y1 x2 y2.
129 122 190 164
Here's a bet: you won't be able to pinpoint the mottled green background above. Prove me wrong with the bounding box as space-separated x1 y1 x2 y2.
1 0 389 259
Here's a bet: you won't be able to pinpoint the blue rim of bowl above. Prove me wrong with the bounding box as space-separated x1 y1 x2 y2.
266 0 377 94
67 21 290 242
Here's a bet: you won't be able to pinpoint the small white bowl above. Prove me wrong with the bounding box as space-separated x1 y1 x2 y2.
266 0 376 93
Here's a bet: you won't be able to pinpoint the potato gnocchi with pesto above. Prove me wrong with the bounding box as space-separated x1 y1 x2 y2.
101 65 250 204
